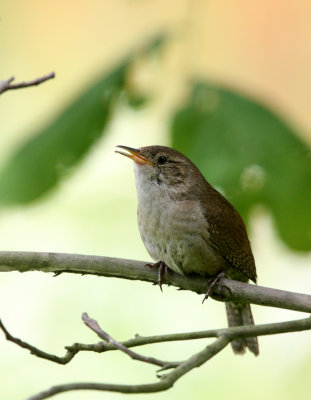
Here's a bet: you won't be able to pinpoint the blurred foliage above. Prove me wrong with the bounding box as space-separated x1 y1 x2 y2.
0 68 124 204
172 83 311 251
0 34 165 204
0 36 310 252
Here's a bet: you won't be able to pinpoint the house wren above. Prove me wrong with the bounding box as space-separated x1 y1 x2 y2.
116 145 259 356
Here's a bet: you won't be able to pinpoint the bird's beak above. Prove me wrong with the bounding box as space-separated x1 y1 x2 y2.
115 145 152 165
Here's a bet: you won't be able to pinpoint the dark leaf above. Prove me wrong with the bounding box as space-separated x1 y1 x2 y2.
171 83 311 251
0 34 166 205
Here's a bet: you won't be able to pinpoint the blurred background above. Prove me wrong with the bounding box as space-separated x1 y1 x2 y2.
1 1 311 399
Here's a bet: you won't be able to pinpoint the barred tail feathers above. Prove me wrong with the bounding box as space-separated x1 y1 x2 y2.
225 301 259 356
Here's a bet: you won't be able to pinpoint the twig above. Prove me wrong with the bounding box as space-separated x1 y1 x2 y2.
1 314 310 367
0 319 78 365
1 251 310 399
0 251 310 313
1 312 310 400
26 315 311 400
0 72 55 95
26 336 230 400
82 312 180 368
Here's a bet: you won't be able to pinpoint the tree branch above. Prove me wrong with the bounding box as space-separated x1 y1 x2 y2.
26 336 230 400
1 250 310 399
0 251 310 313
20 313 311 400
81 312 180 369
1 313 310 367
0 72 55 95
1 306 310 400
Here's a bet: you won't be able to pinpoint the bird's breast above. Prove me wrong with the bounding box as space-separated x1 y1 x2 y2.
135 180 225 276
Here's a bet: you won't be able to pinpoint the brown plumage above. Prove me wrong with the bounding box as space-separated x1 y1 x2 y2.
117 145 259 356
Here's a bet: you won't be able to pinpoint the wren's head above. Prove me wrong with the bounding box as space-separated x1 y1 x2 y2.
116 145 207 198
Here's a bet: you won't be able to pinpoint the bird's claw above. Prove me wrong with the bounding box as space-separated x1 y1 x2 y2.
145 261 169 291
202 270 226 304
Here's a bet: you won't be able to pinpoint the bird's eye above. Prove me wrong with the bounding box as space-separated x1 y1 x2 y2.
157 155 168 165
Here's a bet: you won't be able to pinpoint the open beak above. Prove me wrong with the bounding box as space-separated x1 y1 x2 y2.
115 145 152 165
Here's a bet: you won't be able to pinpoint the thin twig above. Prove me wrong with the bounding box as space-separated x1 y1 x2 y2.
82 312 180 368
0 251 310 313
1 250 310 400
26 336 230 400
0 319 78 365
0 72 55 95
1 313 310 400
26 315 311 400
1 315 310 366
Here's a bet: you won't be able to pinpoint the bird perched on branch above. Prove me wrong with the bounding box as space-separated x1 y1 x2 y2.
116 145 259 356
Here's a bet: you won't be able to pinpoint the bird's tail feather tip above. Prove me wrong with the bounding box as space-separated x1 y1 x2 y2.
226 301 259 356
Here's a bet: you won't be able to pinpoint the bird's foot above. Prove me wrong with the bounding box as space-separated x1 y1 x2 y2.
202 270 226 304
145 261 169 292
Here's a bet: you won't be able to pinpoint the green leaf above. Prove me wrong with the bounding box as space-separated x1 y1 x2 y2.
0 34 166 205
0 66 126 205
171 83 311 251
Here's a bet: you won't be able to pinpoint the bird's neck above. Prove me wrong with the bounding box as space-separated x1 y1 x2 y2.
134 165 167 206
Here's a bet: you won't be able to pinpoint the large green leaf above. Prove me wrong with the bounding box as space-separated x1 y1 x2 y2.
171 83 311 251
0 35 165 205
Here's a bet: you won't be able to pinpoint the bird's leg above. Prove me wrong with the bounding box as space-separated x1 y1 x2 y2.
145 261 169 292
202 270 226 303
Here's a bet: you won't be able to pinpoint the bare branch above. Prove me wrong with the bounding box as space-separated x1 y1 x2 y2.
1 251 310 399
0 251 310 313
1 313 310 366
82 312 180 368
25 316 311 400
0 72 55 95
26 336 230 400
1 310 310 400
0 319 78 365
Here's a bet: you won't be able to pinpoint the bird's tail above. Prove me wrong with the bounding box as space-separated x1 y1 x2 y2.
225 301 259 356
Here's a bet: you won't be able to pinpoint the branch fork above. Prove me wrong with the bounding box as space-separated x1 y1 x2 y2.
0 250 310 399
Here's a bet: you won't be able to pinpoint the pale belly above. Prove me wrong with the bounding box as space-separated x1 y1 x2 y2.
137 199 225 277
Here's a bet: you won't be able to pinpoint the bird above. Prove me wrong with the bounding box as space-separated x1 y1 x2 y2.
116 144 259 356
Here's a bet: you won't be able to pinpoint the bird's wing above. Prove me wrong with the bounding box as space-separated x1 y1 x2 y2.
202 196 257 283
